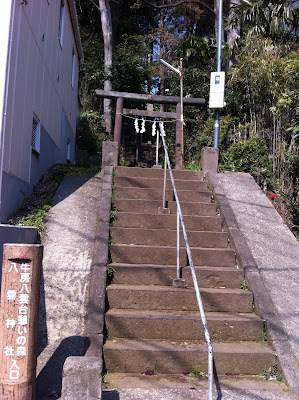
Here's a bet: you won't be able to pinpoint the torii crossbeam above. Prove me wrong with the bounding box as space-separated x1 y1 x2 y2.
96 90 206 169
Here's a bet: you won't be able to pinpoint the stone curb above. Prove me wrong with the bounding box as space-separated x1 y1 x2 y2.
85 166 114 353
206 171 299 392
61 356 102 400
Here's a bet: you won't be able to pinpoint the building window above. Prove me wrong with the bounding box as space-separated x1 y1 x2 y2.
58 0 65 45
71 48 75 87
31 116 40 155
67 140 71 162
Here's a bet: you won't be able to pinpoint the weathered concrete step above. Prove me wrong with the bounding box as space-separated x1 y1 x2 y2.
110 245 235 267
113 199 217 216
107 285 253 313
110 264 244 288
114 176 208 191
104 339 275 375
113 213 222 232
114 187 211 203
106 310 263 342
110 227 228 248
115 166 204 181
103 373 291 395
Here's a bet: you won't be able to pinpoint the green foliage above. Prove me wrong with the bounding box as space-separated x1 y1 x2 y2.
219 137 271 176
226 0 298 51
184 161 201 171
110 204 118 225
190 366 205 378
285 153 299 181
240 279 248 290
15 198 52 232
226 38 298 201
175 35 216 69
259 362 285 382
78 26 105 112
107 264 115 285
74 0 298 210
112 35 153 94
76 111 110 154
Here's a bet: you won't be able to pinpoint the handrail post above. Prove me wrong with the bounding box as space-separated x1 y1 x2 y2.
156 127 159 166
177 207 180 279
163 152 167 209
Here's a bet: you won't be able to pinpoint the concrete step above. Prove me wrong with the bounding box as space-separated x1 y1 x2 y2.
102 373 291 397
110 227 228 248
104 339 275 375
114 187 211 203
115 166 204 181
107 285 253 313
112 199 217 216
114 176 208 191
113 213 222 231
109 264 243 289
110 244 236 267
106 310 263 342
110 264 244 289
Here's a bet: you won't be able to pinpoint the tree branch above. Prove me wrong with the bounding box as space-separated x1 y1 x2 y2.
144 0 215 15
87 0 101 12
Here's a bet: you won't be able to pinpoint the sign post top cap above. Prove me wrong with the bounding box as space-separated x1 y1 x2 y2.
160 59 181 75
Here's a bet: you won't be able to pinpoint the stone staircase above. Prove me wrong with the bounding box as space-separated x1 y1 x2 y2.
104 166 275 380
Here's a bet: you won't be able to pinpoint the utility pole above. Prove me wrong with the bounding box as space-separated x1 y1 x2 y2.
213 0 224 148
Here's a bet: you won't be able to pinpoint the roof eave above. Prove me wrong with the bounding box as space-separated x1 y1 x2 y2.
67 0 84 64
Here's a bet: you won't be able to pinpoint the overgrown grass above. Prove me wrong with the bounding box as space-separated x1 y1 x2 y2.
14 197 52 232
184 161 201 170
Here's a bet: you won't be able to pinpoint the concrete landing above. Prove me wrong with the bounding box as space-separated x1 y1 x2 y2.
36 174 102 398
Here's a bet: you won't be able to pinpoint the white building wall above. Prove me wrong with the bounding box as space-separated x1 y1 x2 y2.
0 0 81 222
3 0 80 183
0 1 13 143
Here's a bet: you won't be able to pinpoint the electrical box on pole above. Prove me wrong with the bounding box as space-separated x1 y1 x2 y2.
209 72 226 109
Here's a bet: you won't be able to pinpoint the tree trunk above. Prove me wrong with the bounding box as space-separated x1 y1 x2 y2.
99 0 113 134
214 0 219 43
227 0 240 67
159 6 165 113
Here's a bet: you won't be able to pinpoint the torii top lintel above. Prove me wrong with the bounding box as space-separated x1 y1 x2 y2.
95 90 205 106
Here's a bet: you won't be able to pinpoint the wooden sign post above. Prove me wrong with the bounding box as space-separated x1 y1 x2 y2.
0 244 43 400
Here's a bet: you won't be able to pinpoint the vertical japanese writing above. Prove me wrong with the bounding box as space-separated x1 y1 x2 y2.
0 244 43 398
2 261 31 380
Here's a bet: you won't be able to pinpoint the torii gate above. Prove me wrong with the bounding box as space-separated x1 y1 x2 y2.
96 90 206 169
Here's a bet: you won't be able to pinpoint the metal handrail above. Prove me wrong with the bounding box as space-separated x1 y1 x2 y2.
159 122 214 400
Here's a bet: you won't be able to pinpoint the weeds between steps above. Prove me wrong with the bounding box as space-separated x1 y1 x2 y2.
259 361 285 383
189 366 205 378
240 279 248 290
106 264 115 285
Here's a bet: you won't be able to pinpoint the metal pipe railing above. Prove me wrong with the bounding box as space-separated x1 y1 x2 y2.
159 122 214 400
